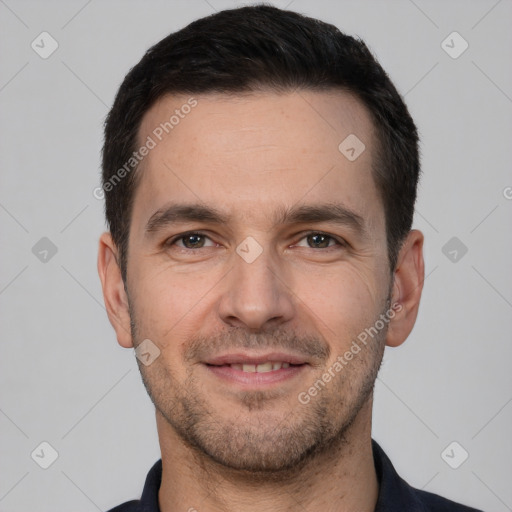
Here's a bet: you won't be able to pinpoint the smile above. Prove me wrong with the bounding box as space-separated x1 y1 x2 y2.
204 362 308 389
224 361 291 372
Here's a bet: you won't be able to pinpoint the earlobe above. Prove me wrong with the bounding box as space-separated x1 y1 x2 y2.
385 230 425 348
97 232 134 348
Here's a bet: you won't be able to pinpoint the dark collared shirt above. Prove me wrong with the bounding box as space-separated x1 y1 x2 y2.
107 440 482 511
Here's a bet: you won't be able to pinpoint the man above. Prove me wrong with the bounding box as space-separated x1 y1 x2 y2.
98 5 481 512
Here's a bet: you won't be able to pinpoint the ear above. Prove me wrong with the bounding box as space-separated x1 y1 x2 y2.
385 229 424 348
97 232 133 348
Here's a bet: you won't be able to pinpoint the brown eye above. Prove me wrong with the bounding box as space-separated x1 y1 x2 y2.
306 233 335 249
180 234 206 248
167 232 215 250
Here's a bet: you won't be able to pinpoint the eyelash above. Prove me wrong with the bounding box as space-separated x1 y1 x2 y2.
165 231 346 251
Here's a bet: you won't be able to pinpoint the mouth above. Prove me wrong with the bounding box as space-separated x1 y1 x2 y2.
202 352 309 387
214 361 295 372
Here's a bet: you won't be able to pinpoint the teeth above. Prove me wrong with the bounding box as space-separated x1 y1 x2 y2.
255 362 273 373
230 361 292 372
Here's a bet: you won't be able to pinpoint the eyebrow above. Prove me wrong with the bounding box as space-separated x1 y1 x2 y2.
145 202 367 238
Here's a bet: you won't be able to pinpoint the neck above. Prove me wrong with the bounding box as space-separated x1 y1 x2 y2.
156 400 379 512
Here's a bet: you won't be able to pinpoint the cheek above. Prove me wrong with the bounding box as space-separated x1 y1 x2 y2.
294 263 386 346
128 260 223 340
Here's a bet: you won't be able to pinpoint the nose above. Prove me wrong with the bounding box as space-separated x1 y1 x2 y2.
217 245 295 331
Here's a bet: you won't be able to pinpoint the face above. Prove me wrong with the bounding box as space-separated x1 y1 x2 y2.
109 90 401 472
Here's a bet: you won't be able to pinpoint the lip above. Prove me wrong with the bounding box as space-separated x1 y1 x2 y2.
204 362 307 388
204 352 308 366
202 351 310 389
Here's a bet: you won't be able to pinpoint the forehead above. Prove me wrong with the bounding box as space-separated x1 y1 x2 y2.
133 90 381 230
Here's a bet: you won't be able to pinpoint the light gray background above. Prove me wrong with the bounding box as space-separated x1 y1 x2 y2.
1 0 511 511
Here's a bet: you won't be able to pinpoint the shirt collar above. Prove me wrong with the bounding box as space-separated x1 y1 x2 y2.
138 457 162 512
372 439 426 511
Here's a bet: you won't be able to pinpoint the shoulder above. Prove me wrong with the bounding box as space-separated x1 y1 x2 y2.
105 459 163 512
105 500 139 512
410 486 483 512
372 440 483 512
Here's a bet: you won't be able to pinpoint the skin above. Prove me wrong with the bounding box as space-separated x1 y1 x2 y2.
98 90 424 512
